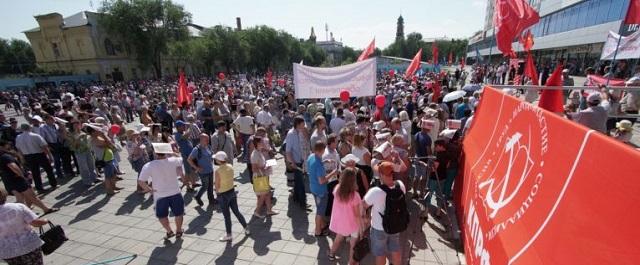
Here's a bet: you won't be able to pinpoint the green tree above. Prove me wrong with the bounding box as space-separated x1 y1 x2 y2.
0 38 36 76
99 0 191 78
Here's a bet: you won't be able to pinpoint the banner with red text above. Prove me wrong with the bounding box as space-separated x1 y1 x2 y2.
601 30 640 60
585 74 627 87
459 86 640 265
293 58 376 99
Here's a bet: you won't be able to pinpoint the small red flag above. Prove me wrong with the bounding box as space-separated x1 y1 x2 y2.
538 63 564 113
432 43 439 65
625 0 640 24
519 29 535 51
524 52 539 85
177 70 188 106
460 58 465 69
357 38 375 62
494 0 540 56
448 52 453 65
265 68 273 88
432 80 442 102
405 48 423 79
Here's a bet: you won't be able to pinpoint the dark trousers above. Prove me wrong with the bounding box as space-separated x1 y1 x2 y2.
293 163 306 205
125 107 134 123
196 172 215 201
24 153 57 191
50 143 73 178
219 189 247 234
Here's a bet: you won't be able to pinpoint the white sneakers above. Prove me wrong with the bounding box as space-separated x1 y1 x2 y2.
218 229 250 242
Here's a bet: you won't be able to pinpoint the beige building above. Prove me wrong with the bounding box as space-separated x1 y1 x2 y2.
23 11 200 81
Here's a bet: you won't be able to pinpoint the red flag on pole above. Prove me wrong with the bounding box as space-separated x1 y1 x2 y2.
177 70 187 106
494 0 540 56
538 63 564 113
357 38 375 62
524 52 539 85
519 29 535 51
625 0 640 24
448 52 453 65
405 48 423 79
460 57 465 69
432 80 442 102
432 43 439 65
265 68 273 88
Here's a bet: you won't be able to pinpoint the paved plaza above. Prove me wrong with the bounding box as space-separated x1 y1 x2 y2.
0 110 466 265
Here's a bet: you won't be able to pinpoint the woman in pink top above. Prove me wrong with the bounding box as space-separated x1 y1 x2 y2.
328 168 362 263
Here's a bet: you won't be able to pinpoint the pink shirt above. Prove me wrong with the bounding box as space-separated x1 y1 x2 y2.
329 186 361 236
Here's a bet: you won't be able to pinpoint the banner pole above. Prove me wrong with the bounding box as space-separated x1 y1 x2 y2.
606 34 624 86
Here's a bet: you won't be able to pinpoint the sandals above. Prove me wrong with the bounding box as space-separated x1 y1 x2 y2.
314 230 329 237
176 230 184 238
42 207 60 216
164 231 175 240
327 252 338 261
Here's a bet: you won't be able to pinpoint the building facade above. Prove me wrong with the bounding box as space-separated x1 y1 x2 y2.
467 0 633 75
24 11 202 81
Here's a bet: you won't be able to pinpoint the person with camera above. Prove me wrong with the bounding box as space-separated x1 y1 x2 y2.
0 188 51 265
423 139 451 219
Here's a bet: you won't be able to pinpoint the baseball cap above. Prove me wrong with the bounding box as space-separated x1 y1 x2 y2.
379 161 394 176
175 120 186 127
587 92 601 104
213 151 227 161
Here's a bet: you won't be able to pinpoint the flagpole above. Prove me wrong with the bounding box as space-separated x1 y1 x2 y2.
606 34 624 86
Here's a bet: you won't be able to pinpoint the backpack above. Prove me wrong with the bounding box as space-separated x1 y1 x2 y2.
379 181 410 234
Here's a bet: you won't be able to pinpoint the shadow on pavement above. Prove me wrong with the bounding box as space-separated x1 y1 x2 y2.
146 238 183 265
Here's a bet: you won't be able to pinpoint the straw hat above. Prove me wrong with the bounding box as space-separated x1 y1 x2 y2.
152 143 174 154
616 120 633 131
341 154 360 164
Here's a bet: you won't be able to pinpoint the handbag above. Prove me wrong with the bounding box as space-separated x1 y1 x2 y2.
252 175 270 193
39 221 68 255
353 229 370 262
95 148 108 169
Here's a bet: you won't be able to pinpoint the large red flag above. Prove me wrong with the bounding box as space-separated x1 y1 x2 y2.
538 63 564 112
357 38 375 62
625 0 640 24
177 70 187 106
432 42 439 65
524 52 539 85
405 48 423 79
494 0 540 56
265 68 273 88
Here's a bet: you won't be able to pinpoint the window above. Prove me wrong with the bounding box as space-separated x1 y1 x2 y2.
568 7 578 31
577 2 589 28
596 1 611 24
51 43 61 58
586 1 600 27
608 0 626 22
104 38 115 56
560 10 569 32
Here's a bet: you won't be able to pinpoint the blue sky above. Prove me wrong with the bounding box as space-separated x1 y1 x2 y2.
1 0 487 49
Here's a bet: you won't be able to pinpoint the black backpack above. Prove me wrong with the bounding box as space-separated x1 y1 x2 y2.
379 181 410 234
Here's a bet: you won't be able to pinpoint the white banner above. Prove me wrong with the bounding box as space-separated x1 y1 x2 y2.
600 30 640 60
293 58 376 99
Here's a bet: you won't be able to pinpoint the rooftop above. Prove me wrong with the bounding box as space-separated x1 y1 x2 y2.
24 11 96 33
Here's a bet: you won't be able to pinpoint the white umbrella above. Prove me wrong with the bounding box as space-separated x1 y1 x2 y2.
443 90 467 102
395 81 407 86
462 84 482 92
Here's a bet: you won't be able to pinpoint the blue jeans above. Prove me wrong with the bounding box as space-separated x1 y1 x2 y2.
293 164 306 205
219 189 247 234
425 178 445 210
196 172 214 201
241 133 251 163
370 228 401 257
76 152 97 185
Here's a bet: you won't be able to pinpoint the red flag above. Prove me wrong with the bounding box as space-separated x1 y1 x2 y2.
519 29 535 51
460 58 465 69
432 43 439 65
405 48 423 79
494 0 540 56
625 0 640 24
538 63 564 113
432 80 442 102
177 70 188 106
265 68 273 88
357 38 375 62
448 52 453 65
524 52 539 85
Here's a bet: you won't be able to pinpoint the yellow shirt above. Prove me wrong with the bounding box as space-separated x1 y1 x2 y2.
217 163 234 193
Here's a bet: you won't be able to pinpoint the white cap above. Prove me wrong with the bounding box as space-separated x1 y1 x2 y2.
587 92 601 103
213 151 227 161
341 154 360 164
32 115 43 123
152 143 174 154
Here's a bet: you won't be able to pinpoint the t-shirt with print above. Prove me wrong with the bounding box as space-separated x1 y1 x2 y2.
364 181 406 231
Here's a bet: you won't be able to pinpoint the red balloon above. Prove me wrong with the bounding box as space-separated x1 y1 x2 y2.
340 90 350 102
218 72 225 80
110 124 121 135
389 69 395 78
375 95 386 108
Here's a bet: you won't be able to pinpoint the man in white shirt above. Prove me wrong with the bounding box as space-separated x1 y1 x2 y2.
363 161 406 265
256 105 274 131
329 109 346 135
233 109 255 163
138 143 186 239
15 124 56 192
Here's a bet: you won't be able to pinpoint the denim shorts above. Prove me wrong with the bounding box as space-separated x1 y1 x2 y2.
370 228 401 256
103 160 117 179
155 193 185 218
314 194 328 217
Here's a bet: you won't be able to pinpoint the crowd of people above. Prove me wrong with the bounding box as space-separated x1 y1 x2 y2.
0 62 637 264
